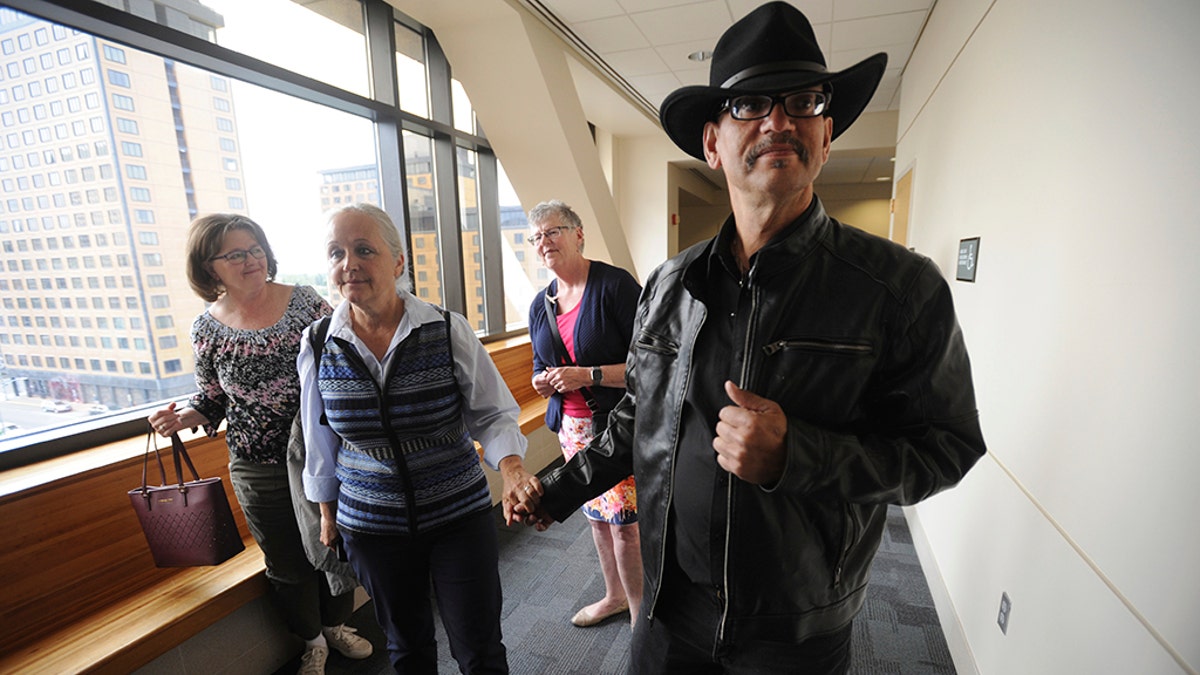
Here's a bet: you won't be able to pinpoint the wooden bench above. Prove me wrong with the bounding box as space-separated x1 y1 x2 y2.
0 336 546 675
0 433 264 674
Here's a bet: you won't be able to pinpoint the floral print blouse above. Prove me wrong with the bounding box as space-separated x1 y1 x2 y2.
189 285 332 464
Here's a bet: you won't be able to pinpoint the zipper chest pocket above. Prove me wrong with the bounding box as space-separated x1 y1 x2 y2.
635 330 679 356
762 338 873 357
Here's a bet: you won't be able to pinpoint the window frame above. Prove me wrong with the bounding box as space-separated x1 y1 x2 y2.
0 0 520 470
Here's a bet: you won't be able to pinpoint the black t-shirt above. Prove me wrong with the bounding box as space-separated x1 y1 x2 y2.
669 210 812 587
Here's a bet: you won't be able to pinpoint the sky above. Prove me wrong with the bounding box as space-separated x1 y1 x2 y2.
202 0 374 278
198 0 523 279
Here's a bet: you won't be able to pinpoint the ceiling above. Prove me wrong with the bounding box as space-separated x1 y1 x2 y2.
522 0 935 186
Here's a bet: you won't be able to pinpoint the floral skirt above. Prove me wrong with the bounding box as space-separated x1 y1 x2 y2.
558 414 637 525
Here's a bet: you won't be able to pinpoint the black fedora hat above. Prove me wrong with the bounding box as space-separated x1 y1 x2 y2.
660 1 888 160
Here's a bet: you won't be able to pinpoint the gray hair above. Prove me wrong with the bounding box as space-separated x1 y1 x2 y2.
325 202 412 292
527 199 583 252
528 199 582 229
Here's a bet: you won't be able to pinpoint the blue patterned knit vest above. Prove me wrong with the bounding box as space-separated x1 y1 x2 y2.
315 314 490 535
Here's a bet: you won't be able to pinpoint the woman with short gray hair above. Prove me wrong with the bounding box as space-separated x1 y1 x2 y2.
526 200 644 628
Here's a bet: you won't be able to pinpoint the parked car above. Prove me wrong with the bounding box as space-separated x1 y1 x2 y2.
88 404 109 415
42 400 73 413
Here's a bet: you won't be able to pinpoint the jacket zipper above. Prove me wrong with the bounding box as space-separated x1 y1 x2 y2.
833 503 859 586
718 273 760 643
762 339 872 356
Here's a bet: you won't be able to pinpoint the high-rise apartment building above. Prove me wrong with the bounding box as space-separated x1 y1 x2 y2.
318 164 379 211
0 6 245 409
318 161 537 332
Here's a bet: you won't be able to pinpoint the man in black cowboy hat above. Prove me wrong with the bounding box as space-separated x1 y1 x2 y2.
521 2 986 672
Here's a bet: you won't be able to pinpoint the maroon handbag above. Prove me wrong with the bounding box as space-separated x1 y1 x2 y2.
128 428 244 567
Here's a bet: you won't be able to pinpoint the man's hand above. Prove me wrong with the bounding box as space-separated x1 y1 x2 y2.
713 381 787 485
517 503 556 532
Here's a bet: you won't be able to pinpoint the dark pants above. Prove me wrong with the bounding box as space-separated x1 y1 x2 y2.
341 510 508 675
631 569 853 675
229 458 354 640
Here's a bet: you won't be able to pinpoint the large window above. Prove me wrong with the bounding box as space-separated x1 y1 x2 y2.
405 131 441 305
499 162 539 329
0 0 526 463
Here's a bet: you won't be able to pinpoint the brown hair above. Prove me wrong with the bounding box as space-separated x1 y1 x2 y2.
185 213 278 302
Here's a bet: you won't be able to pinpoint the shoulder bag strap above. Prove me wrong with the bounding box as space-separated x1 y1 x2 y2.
543 291 573 367
543 291 601 414
309 316 331 426
309 315 331 360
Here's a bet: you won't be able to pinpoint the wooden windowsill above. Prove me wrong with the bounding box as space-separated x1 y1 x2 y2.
0 332 546 674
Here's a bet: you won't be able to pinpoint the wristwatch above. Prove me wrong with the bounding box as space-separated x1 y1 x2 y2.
590 366 603 386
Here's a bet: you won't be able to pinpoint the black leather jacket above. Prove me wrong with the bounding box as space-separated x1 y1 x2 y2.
540 199 986 643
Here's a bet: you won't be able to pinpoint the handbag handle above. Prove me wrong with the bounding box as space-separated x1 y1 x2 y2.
169 432 202 486
140 425 203 496
141 424 168 492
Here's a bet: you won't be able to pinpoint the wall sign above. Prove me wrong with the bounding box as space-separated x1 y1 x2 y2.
956 237 980 282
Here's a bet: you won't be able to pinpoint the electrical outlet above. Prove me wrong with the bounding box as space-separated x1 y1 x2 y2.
997 592 1012 634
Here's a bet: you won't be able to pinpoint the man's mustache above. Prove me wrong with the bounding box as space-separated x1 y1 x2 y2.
745 135 810 169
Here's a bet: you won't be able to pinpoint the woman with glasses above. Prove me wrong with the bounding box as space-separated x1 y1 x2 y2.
525 200 645 628
148 214 372 675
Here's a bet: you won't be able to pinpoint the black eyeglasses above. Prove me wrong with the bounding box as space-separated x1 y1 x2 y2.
721 91 831 121
528 226 573 246
209 245 266 264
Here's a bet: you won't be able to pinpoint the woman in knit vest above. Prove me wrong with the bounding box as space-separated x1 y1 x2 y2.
299 203 539 674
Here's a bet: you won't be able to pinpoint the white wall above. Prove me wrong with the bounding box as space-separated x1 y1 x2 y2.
897 0 1200 673
819 182 892 239
614 134 683 281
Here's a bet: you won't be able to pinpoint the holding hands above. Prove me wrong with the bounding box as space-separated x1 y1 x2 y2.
499 456 552 528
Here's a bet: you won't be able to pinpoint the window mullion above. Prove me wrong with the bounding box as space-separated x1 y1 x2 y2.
363 0 397 108
423 32 464 315
433 136 464 315
476 151 504 332
364 1 410 290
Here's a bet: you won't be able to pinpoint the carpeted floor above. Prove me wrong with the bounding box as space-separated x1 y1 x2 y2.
275 505 953 674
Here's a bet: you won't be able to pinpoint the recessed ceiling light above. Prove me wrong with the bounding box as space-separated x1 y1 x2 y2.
875 176 892 182
688 50 713 62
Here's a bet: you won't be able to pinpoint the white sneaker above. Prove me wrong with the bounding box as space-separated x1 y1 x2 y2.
323 624 374 659
298 645 328 675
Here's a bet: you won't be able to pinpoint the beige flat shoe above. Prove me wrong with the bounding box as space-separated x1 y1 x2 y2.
570 600 630 627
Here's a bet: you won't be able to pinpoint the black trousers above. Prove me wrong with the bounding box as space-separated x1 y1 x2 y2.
342 510 507 675
631 565 853 675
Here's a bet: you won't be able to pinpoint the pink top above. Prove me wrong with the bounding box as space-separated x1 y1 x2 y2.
555 302 592 418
